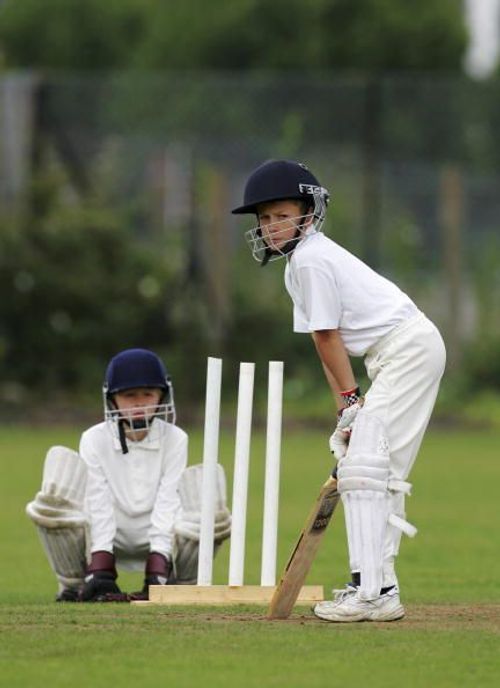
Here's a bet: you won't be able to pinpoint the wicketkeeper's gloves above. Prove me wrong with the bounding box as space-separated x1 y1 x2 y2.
144 551 175 587
79 550 122 602
129 552 175 601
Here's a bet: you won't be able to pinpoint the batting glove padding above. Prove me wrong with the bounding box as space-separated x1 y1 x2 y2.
329 401 363 460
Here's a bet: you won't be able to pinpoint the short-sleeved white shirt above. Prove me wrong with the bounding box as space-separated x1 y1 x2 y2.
284 232 418 356
79 419 188 557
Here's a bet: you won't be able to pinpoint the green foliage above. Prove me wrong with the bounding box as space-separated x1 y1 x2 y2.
0 0 467 71
321 0 466 70
0 188 174 397
0 0 146 69
135 0 466 71
462 337 500 393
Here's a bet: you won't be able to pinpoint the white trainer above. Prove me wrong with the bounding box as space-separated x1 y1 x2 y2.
312 583 358 617
313 586 405 623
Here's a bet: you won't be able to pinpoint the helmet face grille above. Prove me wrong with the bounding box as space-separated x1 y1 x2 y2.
245 213 313 262
244 188 329 262
105 401 176 429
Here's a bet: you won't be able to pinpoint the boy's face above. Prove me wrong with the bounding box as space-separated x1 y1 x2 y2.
256 199 311 252
113 387 162 419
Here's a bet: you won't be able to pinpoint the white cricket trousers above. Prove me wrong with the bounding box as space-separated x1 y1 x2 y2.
363 311 446 587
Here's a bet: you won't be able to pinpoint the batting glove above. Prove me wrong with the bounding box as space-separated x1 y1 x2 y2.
329 387 364 461
79 551 122 602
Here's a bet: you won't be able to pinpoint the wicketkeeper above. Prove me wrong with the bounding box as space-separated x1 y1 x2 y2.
232 160 446 622
26 348 231 602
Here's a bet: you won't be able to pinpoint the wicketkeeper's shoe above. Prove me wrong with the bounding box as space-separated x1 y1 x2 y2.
55 588 79 602
313 586 404 623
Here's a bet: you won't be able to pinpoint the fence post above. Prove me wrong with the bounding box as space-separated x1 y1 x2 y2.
439 164 464 371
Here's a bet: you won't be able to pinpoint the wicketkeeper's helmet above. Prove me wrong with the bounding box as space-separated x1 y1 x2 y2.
103 348 176 453
104 348 172 395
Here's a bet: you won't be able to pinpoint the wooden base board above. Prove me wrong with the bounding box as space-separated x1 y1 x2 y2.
131 584 323 606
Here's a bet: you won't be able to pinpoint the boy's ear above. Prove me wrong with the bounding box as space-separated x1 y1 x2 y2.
301 203 314 218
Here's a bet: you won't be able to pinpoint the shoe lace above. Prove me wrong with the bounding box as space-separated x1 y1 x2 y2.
331 583 357 602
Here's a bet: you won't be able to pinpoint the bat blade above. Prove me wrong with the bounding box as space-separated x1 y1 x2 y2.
267 475 340 620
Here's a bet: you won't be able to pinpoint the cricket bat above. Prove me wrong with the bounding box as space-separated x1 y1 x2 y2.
267 475 340 620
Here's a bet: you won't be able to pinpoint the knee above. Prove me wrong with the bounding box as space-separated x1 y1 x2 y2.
338 456 390 493
42 445 87 503
337 411 390 494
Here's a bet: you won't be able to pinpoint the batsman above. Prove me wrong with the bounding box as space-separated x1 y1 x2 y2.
26 348 231 601
232 160 446 622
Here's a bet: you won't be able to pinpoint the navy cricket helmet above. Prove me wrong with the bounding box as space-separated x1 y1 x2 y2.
104 348 171 395
232 160 330 264
231 159 329 215
103 349 176 453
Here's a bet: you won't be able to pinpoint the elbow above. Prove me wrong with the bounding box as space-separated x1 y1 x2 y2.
312 329 339 344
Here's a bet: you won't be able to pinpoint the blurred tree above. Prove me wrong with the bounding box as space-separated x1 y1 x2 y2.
134 0 466 71
0 0 146 69
320 0 466 70
0 0 467 72
132 0 321 70
0 185 175 394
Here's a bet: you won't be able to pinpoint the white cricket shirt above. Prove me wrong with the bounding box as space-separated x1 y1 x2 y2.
79 418 188 557
284 232 418 356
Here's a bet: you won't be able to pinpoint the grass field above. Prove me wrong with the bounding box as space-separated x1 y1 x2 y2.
0 424 498 688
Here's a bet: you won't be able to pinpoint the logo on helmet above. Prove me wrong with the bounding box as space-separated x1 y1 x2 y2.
299 183 324 196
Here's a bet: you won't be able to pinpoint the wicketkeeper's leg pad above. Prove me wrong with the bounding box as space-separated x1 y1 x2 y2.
26 446 89 591
26 445 87 527
36 526 87 592
174 463 231 542
173 463 231 583
173 537 226 584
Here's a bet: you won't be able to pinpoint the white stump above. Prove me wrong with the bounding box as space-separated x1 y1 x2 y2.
197 357 222 586
260 361 283 586
228 362 255 586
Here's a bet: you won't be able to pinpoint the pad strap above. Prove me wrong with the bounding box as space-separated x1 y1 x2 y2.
388 479 413 495
388 513 418 538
